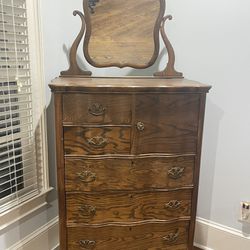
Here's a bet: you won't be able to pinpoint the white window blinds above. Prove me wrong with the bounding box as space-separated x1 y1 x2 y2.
0 0 38 213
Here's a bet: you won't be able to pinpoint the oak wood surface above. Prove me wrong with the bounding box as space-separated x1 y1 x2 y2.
49 77 211 93
64 126 131 155
65 156 195 192
134 94 200 154
63 93 132 125
50 77 210 250
66 189 192 224
67 221 189 250
188 94 207 249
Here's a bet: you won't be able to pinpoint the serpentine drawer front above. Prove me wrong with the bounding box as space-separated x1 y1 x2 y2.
49 77 210 250
64 156 195 192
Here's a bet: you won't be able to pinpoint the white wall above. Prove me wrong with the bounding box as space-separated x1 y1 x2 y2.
40 0 250 234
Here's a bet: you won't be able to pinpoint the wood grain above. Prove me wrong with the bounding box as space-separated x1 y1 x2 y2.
49 77 210 250
66 189 192 224
49 77 211 93
54 93 67 249
67 221 189 250
65 156 195 192
83 0 164 68
64 126 131 155
134 94 200 154
63 93 132 125
188 94 207 250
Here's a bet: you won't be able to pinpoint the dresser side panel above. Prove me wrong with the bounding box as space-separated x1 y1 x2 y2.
54 93 67 250
188 93 207 249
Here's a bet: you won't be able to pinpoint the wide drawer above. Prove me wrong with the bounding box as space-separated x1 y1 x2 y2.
134 94 200 154
67 221 189 250
65 156 194 191
66 189 191 224
64 126 131 155
63 94 132 125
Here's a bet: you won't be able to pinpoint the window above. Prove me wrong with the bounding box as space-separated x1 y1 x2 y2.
0 0 50 225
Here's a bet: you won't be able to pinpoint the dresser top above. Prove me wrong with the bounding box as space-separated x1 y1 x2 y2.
49 77 211 93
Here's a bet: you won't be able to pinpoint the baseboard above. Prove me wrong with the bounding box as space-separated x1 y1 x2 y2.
7 216 250 249
194 217 250 250
8 216 59 250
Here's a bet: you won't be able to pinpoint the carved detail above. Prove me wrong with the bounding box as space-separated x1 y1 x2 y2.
77 170 96 183
87 136 108 148
79 240 96 249
154 15 183 78
60 10 92 77
163 230 179 244
168 166 185 179
88 103 105 116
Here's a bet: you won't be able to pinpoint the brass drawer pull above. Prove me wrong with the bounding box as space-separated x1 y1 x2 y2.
79 239 96 249
88 103 106 116
77 170 96 183
165 200 182 210
80 205 96 217
136 121 145 131
168 167 185 179
87 136 108 148
163 230 179 244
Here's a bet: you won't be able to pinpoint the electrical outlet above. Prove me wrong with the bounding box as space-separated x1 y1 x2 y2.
239 202 250 223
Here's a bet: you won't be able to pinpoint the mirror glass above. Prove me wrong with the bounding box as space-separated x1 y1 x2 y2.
84 0 164 68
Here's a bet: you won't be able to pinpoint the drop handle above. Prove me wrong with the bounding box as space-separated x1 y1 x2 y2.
79 205 96 217
79 239 96 249
88 103 105 116
165 200 182 210
87 136 108 148
163 230 179 244
168 167 185 179
77 170 96 183
136 121 145 131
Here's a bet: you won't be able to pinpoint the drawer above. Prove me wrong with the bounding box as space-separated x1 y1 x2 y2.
134 94 200 154
63 94 132 124
64 126 131 155
67 221 189 250
66 190 191 224
65 156 194 191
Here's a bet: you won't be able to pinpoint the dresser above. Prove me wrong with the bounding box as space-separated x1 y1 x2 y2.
49 77 211 250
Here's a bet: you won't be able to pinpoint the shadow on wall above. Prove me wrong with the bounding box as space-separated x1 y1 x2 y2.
195 97 224 245
46 94 59 201
127 49 165 76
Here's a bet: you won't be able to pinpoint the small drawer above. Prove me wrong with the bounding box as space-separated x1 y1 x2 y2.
66 190 191 224
67 221 189 250
63 94 132 125
64 126 131 155
65 156 194 191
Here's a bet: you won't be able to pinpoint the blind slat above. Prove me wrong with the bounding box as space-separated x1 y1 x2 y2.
0 170 37 187
0 0 39 212
0 157 34 172
0 129 34 149
0 144 35 165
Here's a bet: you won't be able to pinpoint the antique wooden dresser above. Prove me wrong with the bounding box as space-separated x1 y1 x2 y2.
50 0 211 249
50 77 210 250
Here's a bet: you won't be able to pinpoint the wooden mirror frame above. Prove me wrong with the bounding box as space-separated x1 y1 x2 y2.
61 0 183 78
83 0 164 69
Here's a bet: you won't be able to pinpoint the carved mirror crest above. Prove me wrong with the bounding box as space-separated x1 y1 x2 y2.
61 0 183 78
